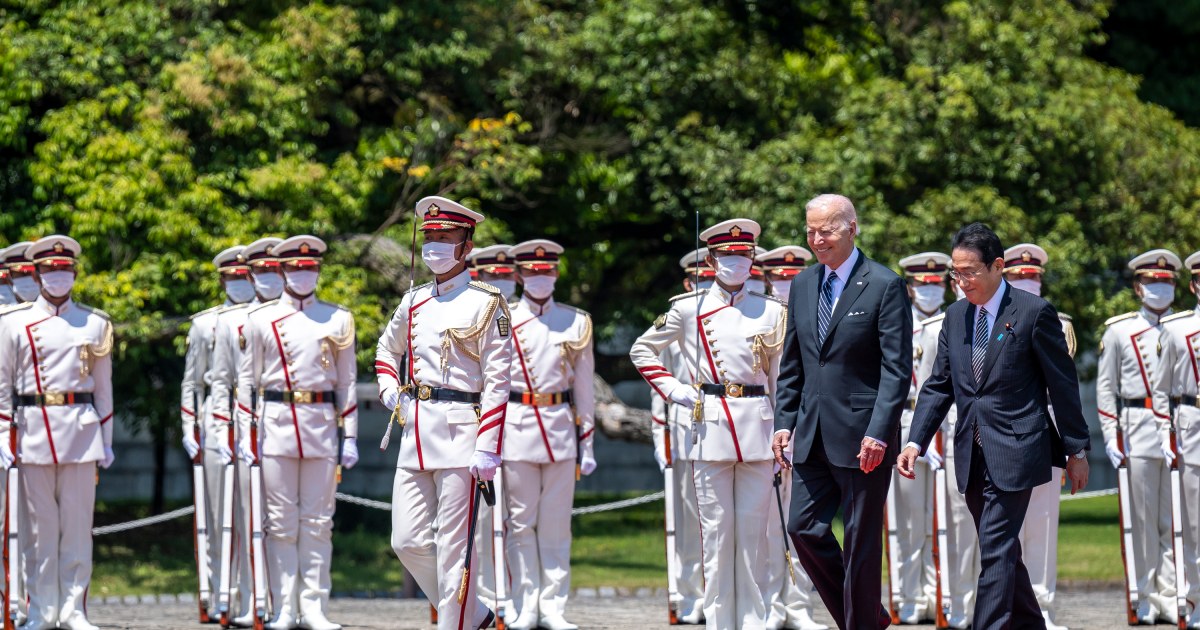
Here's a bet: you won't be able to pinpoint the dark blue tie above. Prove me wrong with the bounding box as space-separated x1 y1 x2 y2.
972 306 989 382
818 272 836 343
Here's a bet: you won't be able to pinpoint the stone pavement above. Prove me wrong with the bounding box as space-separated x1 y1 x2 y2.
89 587 1142 629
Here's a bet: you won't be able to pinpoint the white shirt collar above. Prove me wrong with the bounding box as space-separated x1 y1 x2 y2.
705 282 746 306
279 291 316 311
978 279 1008 319
34 294 74 317
1140 305 1172 326
521 294 556 316
435 270 472 296
825 247 861 283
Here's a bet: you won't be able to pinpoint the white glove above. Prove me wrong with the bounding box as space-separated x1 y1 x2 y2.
920 445 944 470
342 437 359 469
668 383 699 408
469 450 502 481
1105 439 1124 469
237 439 255 466
0 442 13 469
100 446 115 470
1161 433 1176 465
217 442 233 466
182 431 200 459
653 445 667 472
580 453 597 476
382 387 400 411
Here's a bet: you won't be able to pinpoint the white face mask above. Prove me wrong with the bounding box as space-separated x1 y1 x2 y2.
744 279 766 294
1141 282 1174 311
911 284 946 315
521 275 557 300
714 256 752 286
39 271 75 298
253 272 284 300
490 279 517 300
285 270 319 296
12 276 40 302
0 283 14 304
422 241 463 275
773 282 791 302
1009 278 1042 297
224 278 255 304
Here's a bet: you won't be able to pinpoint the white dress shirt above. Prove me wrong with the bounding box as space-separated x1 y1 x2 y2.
821 247 861 313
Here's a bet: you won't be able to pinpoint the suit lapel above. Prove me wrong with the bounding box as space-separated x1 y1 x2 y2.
819 252 870 354
977 285 1014 386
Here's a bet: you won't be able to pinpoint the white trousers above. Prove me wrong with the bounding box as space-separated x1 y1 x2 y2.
504 460 575 623
943 445 979 625
669 460 704 619
262 456 336 622
227 458 253 617
1018 467 1062 621
2 467 29 619
763 469 818 629
891 460 936 619
201 448 224 609
1129 456 1176 614
692 459 770 630
391 466 491 630
22 462 95 627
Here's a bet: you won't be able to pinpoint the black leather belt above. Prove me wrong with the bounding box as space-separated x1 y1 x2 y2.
410 385 481 404
264 390 335 404
1177 395 1198 408
1121 397 1153 409
699 383 766 398
509 391 573 406
17 392 93 406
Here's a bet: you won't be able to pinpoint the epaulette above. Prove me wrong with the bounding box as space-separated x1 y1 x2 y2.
189 304 225 320
217 303 251 316
559 303 591 317
1103 312 1137 327
669 289 705 303
749 290 786 305
248 299 279 316
1161 310 1195 324
0 302 33 317
468 280 501 295
922 312 947 325
78 304 111 321
1057 313 1073 322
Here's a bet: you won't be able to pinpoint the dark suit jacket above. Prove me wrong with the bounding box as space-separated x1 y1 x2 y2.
908 285 1091 493
774 249 913 468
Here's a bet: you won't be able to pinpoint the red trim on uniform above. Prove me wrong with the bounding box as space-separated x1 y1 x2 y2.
1098 408 1117 420
237 402 257 418
340 404 358 418
636 366 671 399
0 413 9 422
697 306 743 461
1130 327 1154 401
25 317 57 464
1186 329 1200 386
511 329 555 462
651 415 666 426
408 296 435 470
270 312 303 458
1154 410 1170 420
213 413 231 423
480 405 504 423
375 361 399 383
182 406 196 417
580 428 593 440
99 413 112 425
479 418 503 435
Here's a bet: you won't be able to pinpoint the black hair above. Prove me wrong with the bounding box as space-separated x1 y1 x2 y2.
950 222 1004 264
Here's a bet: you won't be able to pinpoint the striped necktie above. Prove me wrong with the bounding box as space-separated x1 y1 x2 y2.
818 272 836 343
972 306 989 382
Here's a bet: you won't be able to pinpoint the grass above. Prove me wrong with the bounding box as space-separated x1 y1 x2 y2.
86 492 1122 597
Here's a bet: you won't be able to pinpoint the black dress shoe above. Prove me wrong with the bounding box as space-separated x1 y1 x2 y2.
478 610 496 630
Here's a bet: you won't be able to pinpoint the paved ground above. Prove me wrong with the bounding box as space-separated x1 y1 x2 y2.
89 587 1146 629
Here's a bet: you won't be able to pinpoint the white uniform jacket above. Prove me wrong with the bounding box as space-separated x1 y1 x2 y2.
630 286 785 463
1098 308 1170 459
503 296 595 464
208 302 253 439
182 302 232 449
235 294 358 459
1154 309 1200 462
649 340 693 461
0 297 113 465
374 271 513 471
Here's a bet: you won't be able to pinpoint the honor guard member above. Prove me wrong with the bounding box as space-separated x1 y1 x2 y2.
2 243 41 305
1099 249 1181 623
0 244 19 306
888 252 951 623
210 239 275 626
181 245 251 617
757 246 811 303
375 197 512 630
0 235 114 630
500 239 594 630
470 244 518 302
745 246 769 295
649 248 713 624
1152 250 1200 629
1003 243 1075 630
630 219 786 630
235 236 359 630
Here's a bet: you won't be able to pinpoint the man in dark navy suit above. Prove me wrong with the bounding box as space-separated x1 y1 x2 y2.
897 223 1091 630
772 194 912 630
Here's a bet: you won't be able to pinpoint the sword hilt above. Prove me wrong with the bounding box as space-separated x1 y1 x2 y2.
786 550 796 586
335 464 342 484
457 568 470 604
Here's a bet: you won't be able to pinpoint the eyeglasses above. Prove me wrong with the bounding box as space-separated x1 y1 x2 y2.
805 226 847 240
947 265 988 282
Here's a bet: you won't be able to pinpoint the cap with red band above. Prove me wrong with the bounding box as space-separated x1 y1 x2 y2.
470 244 515 274
899 252 950 283
1186 251 1200 276
415 196 485 232
757 245 812 278
29 235 80 268
511 239 564 271
213 245 250 276
1128 249 1181 279
275 235 326 267
1003 243 1048 277
1 242 33 274
700 219 760 252
243 237 283 268
679 248 715 278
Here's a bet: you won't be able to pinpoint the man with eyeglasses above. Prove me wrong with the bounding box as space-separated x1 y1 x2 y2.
772 195 912 630
1098 249 1182 624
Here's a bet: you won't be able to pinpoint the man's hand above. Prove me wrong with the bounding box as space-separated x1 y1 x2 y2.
896 445 920 479
857 437 886 474
772 430 792 472
1066 454 1089 495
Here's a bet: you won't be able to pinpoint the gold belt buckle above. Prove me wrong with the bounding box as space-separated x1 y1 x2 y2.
725 383 743 398
417 385 433 401
42 392 66 406
291 390 313 404
533 392 552 406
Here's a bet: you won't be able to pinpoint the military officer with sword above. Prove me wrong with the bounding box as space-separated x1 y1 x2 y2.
235 236 359 630
375 197 512 630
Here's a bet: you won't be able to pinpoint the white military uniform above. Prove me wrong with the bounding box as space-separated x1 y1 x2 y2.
502 291 594 628
630 273 785 629
0 293 113 630
1099 306 1175 619
182 299 234 611
209 301 255 620
915 312 977 629
376 269 512 630
236 291 357 626
1154 307 1200 624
